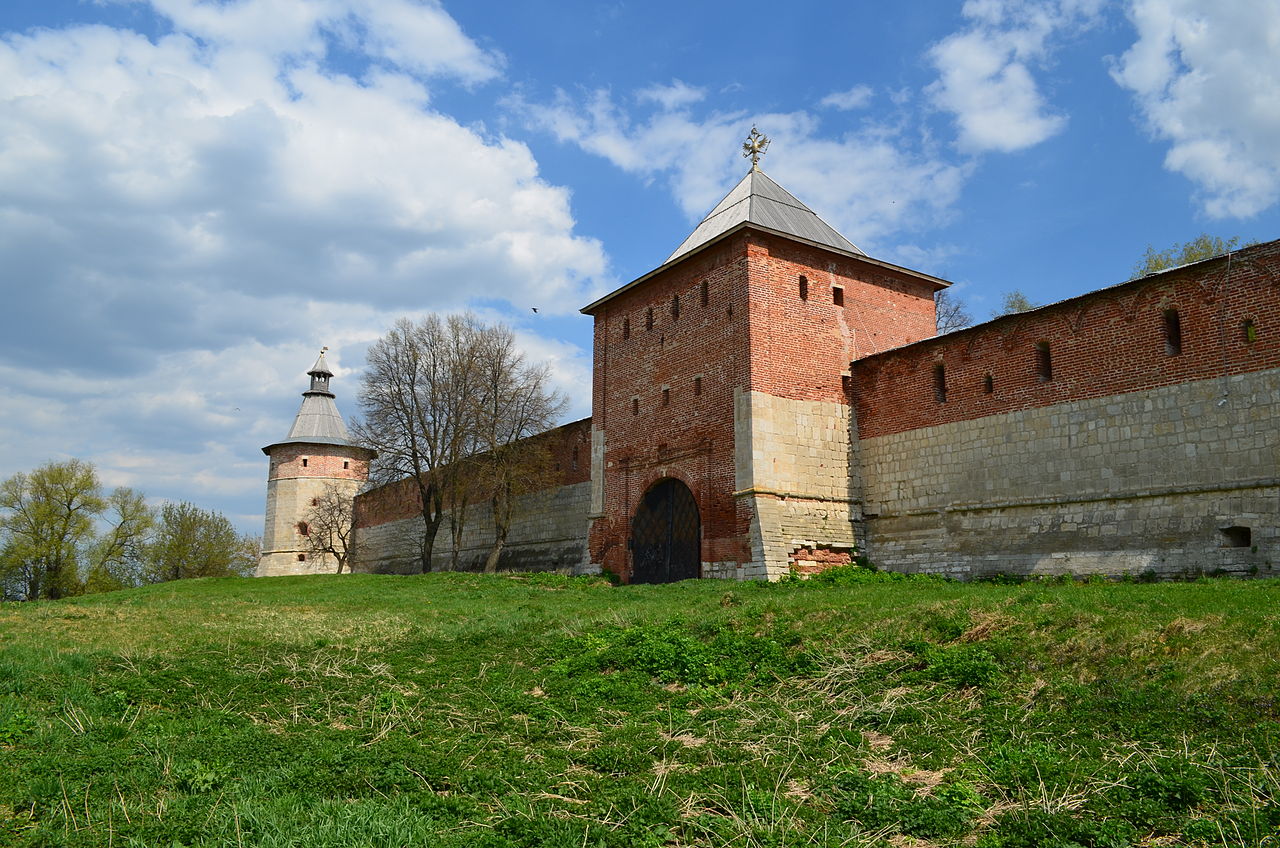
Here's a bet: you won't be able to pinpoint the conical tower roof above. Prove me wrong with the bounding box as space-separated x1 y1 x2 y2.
262 350 364 453
665 168 864 264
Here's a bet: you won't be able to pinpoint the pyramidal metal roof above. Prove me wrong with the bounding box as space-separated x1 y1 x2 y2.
664 168 864 264
280 394 353 446
580 166 949 315
262 352 364 454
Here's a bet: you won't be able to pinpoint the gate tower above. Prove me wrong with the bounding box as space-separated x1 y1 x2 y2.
582 144 952 582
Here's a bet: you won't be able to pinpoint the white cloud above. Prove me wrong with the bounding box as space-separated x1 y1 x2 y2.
1111 0 1280 218
927 0 1103 153
636 80 705 111
146 0 503 81
0 0 606 530
820 85 874 111
510 90 969 255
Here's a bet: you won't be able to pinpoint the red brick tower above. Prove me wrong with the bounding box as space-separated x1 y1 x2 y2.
582 151 950 582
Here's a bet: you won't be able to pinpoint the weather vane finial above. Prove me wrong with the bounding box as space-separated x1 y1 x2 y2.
742 126 769 170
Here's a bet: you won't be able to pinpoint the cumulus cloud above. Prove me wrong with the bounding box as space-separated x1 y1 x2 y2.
0 0 604 530
509 88 969 257
927 0 1104 153
1111 0 1280 218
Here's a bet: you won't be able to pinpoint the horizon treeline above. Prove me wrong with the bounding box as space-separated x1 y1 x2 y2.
0 458 258 601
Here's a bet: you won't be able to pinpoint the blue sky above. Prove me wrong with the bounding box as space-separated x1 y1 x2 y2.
2 0 1279 534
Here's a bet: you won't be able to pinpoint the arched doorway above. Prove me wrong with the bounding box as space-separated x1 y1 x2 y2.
630 478 701 584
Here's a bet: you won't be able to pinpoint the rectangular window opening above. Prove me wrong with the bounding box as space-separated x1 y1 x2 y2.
631 397 639 416
623 317 630 339
343 461 349 469
1243 319 1257 343
799 275 809 301
1220 526 1251 548
301 458 308 468
297 554 306 562
571 445 579 471
1035 342 1053 382
1163 308 1183 355
693 376 702 396
646 308 653 330
832 286 844 307
662 388 670 406
671 295 679 321
841 374 851 393
933 364 947 403
700 280 709 307
983 374 994 394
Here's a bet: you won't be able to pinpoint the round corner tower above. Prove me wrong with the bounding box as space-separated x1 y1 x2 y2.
257 349 375 576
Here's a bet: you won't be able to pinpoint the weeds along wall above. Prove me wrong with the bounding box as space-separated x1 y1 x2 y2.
351 419 591 574
849 241 1280 579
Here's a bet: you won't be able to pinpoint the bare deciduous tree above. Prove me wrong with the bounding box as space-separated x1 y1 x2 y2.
355 314 567 574
472 327 566 574
304 483 359 573
935 289 972 334
355 314 489 573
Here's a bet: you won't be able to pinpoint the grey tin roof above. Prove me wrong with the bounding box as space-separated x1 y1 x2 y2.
665 168 864 264
262 352 366 454
308 349 334 377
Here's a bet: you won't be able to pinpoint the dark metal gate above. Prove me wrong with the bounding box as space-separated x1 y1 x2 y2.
630 478 701 584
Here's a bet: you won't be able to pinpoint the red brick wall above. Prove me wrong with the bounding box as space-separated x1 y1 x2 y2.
354 417 592 529
267 443 371 482
746 233 940 404
587 236 754 578
852 241 1280 440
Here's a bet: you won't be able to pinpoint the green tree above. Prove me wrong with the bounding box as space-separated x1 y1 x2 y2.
992 289 1038 318
146 502 251 583
0 459 105 601
84 488 155 594
1133 233 1250 277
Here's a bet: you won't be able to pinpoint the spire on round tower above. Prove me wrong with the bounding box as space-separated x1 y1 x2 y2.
257 347 375 578
306 346 335 398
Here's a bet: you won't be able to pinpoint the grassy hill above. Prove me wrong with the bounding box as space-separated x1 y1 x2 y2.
1 570 1278 847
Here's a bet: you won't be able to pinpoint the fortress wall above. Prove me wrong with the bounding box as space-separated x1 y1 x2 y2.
351 418 592 574
852 244 1280 442
859 368 1280 578
354 481 591 574
851 242 1280 578
733 389 861 579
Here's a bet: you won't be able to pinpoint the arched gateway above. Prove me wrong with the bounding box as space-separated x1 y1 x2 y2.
629 478 701 583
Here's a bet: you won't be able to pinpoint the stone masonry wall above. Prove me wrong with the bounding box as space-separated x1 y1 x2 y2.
859 369 1280 578
733 389 861 579
355 481 591 574
852 241 1280 579
352 418 591 574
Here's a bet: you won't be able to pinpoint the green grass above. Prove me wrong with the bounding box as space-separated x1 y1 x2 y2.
1 570 1279 846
